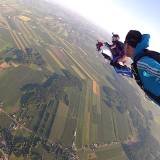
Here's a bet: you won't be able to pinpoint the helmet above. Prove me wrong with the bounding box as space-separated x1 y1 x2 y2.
112 34 120 38
112 33 120 41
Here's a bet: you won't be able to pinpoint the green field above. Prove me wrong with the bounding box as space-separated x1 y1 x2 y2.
0 38 13 52
0 112 12 128
0 28 15 45
49 102 69 141
0 0 154 160
78 144 128 160
95 145 128 160
0 66 45 110
0 28 15 54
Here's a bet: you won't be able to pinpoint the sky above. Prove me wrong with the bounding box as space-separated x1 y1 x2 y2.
49 0 160 51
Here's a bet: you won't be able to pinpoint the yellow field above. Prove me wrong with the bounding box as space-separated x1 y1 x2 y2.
49 29 72 53
154 116 160 125
41 24 73 53
47 49 65 69
20 21 33 39
16 19 31 46
9 31 21 49
19 16 31 22
92 80 100 96
0 21 7 28
17 32 28 49
88 153 97 160
62 48 94 80
93 80 97 95
71 65 86 80
49 102 69 141
9 153 24 160
12 31 25 51
64 40 73 48
25 22 41 41
78 47 88 56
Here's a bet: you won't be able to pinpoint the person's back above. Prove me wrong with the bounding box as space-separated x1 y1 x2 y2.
136 50 160 100
111 40 124 56
107 34 125 65
124 30 160 102
110 40 125 66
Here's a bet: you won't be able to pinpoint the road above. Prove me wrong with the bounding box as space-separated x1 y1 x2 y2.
0 108 32 133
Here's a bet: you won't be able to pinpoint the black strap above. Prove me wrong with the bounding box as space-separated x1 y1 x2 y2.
134 49 160 62
132 62 143 88
144 49 160 63
145 90 160 104
132 51 145 88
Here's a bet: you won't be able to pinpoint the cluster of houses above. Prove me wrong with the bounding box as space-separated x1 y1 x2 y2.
0 128 80 160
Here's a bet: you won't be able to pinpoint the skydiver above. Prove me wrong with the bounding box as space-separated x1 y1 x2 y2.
97 34 130 67
124 30 160 103
107 34 125 67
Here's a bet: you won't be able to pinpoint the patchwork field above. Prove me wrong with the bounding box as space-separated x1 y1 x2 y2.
0 1 154 160
0 12 128 159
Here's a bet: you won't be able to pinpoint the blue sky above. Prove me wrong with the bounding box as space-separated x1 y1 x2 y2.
113 0 160 50
117 0 159 23
115 0 159 33
50 0 160 51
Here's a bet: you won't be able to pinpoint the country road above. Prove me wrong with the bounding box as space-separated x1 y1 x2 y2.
0 108 32 133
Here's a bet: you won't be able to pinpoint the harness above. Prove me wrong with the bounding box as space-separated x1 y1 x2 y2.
132 49 160 86
132 49 160 102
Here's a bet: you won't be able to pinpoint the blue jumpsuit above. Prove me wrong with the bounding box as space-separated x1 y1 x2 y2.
135 34 160 97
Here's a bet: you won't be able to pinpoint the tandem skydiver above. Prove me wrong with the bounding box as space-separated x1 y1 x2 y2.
96 34 133 77
124 30 160 104
108 34 125 66
100 33 127 67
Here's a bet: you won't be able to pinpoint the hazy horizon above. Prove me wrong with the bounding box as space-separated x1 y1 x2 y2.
48 0 160 51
